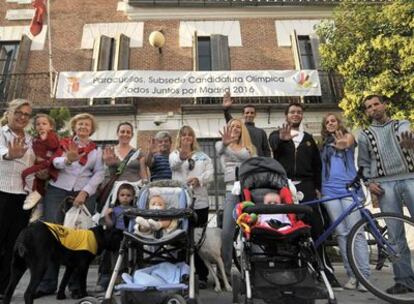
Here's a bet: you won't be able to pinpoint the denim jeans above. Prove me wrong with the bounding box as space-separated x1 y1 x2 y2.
323 197 370 279
378 179 414 288
221 192 239 277
38 184 96 293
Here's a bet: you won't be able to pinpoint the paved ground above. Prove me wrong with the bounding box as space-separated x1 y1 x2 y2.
5 264 386 304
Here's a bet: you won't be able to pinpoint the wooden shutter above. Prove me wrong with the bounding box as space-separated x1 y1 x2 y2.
210 34 230 71
291 30 302 70
8 35 32 100
192 31 199 71
309 33 321 70
91 35 113 71
114 33 130 71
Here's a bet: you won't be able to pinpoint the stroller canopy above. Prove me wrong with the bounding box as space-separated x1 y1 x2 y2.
239 157 288 191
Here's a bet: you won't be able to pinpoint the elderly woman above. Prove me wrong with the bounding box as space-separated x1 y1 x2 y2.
169 125 213 288
96 121 147 291
0 99 34 297
321 113 370 291
36 113 105 299
216 118 256 280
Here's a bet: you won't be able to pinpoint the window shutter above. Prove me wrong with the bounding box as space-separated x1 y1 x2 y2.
309 33 321 70
114 33 130 71
210 34 230 71
8 35 32 100
92 35 113 71
291 30 302 69
192 31 199 71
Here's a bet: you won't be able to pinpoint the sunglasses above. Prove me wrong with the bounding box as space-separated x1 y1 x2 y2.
188 158 195 171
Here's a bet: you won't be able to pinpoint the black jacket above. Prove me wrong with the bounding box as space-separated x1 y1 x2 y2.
268 130 322 191
224 108 271 157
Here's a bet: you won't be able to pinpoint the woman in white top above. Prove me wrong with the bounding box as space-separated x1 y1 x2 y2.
0 99 34 295
216 118 256 278
169 125 213 287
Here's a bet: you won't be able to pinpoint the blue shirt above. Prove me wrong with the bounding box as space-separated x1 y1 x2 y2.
321 145 357 197
112 206 129 230
150 153 172 181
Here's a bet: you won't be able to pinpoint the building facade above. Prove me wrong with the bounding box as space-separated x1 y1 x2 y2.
2 0 385 208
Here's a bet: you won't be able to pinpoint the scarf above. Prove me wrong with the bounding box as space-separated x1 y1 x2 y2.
321 134 351 180
60 137 97 166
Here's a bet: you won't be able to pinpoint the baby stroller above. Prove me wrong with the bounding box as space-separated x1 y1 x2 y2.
232 157 336 304
80 180 198 304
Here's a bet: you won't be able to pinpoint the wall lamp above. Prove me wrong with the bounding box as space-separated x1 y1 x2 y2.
149 30 165 54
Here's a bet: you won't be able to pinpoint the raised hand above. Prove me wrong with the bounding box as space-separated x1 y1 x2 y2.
279 123 298 141
7 137 28 159
65 141 82 163
148 137 158 154
400 131 414 150
103 145 118 166
219 126 237 147
333 130 348 150
179 138 192 160
222 91 232 109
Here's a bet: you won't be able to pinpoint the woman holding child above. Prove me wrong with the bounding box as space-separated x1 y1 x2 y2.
0 99 34 296
216 118 256 280
170 125 214 288
320 113 370 291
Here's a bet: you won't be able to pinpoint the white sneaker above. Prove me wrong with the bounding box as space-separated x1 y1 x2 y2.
23 191 42 210
358 283 368 292
29 204 42 223
344 278 358 290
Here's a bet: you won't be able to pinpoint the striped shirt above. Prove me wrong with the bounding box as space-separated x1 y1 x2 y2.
150 153 172 181
0 125 35 194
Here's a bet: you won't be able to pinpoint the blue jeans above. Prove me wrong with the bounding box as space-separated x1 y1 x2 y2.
221 192 239 277
323 197 370 279
378 179 414 288
38 185 96 293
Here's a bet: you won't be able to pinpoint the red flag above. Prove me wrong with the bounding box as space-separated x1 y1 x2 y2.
30 0 46 36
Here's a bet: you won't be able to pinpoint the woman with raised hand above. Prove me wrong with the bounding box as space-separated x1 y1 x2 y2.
0 99 34 297
216 118 256 280
320 113 370 292
169 125 214 289
36 112 105 299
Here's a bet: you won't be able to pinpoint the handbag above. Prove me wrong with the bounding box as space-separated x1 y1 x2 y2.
63 204 95 229
96 149 137 206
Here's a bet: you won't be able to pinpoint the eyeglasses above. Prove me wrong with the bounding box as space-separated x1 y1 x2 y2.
188 158 195 171
14 110 32 119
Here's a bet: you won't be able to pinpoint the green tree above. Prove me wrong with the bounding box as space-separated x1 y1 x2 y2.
49 107 71 137
316 0 414 126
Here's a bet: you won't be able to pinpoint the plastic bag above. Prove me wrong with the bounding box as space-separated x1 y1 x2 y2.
63 205 95 229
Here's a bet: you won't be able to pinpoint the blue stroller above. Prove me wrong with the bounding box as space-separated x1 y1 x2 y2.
79 180 198 304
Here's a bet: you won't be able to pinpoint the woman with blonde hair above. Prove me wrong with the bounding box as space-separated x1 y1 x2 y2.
169 125 213 288
216 118 256 280
0 99 34 296
36 112 105 299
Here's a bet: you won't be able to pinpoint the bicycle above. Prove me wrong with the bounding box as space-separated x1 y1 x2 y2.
301 174 414 304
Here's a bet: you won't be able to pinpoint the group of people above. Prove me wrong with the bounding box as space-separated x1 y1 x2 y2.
0 93 413 300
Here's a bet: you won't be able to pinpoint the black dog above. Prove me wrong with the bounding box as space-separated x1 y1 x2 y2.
3 221 123 304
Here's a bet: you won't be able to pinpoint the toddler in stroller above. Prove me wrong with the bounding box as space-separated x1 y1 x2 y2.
233 157 336 304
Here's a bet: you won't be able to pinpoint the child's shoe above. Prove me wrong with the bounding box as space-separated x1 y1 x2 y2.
23 191 42 210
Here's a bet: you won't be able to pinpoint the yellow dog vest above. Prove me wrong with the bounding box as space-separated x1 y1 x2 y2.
44 222 98 255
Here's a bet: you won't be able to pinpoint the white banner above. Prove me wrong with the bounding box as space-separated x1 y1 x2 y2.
55 70 321 99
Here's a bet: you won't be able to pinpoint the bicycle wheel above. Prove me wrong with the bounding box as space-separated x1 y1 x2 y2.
347 212 414 303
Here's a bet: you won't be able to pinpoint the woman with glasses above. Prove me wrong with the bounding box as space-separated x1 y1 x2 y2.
216 118 256 280
169 125 214 288
0 99 34 297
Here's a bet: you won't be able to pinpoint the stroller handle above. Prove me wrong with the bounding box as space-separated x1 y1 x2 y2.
243 204 313 215
123 207 196 220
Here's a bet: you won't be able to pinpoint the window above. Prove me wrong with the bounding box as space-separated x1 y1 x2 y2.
197 37 212 71
0 42 19 75
297 35 315 69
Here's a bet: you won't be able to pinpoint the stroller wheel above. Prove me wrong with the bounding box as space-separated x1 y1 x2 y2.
163 294 187 304
76 296 101 304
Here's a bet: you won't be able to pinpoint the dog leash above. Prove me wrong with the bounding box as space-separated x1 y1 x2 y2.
194 212 218 250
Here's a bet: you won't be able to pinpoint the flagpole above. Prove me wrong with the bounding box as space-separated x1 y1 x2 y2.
46 0 55 100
